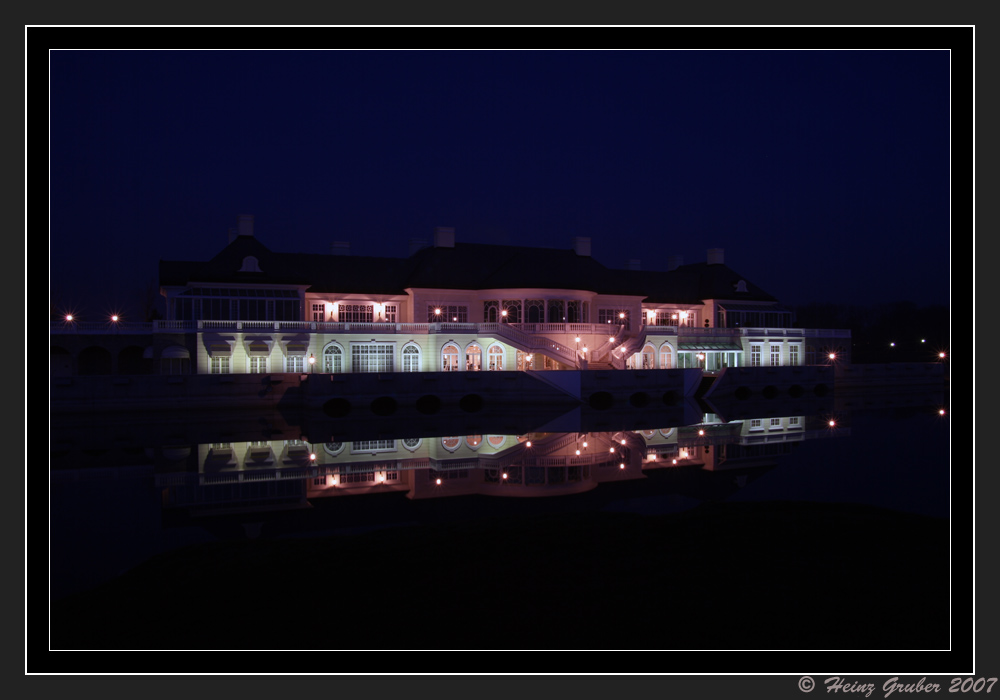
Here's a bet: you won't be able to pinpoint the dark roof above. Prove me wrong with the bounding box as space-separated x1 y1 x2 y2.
160 236 779 304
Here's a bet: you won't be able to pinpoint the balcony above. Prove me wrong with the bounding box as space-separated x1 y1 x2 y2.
50 320 850 339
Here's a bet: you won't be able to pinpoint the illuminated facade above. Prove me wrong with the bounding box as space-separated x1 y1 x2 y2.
52 217 851 376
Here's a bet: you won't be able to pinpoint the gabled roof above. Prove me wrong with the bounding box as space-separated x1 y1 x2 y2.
160 235 780 305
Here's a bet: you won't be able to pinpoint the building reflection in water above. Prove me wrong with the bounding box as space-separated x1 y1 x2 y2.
157 413 845 514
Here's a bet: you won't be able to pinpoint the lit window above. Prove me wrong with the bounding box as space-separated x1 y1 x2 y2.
401 343 421 372
789 345 800 366
248 356 267 373
442 343 460 372
351 343 394 373
770 345 781 366
466 344 483 371
659 344 673 369
323 344 344 373
285 355 305 373
487 345 504 371
210 356 230 374
750 345 761 367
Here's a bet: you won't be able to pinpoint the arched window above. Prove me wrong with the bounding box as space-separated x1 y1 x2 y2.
401 343 421 372
641 343 655 369
487 345 504 371
659 342 673 369
323 343 344 373
442 343 460 372
441 437 461 452
484 301 499 323
465 343 482 371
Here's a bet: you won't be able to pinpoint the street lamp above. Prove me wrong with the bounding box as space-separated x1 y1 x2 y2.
308 354 316 373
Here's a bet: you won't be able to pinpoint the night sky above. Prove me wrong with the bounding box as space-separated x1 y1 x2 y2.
47 46 956 322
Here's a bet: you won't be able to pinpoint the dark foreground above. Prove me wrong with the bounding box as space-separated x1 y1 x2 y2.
49 500 948 657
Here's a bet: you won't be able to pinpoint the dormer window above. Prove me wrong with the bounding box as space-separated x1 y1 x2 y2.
239 256 262 272
734 280 748 293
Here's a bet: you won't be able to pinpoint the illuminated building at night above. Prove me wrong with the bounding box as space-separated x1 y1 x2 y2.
52 216 851 376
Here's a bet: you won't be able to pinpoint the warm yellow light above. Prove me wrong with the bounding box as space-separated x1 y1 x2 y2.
829 420 836 427
609 336 615 342
308 354 316 364
609 446 615 453
890 342 895 347
435 478 442 485
698 429 704 436
502 472 508 480
111 315 119 322
582 346 587 354
575 450 581 456
679 311 688 319
65 314 73 322
435 308 441 315
309 453 316 461
501 310 507 316
619 312 625 319
575 337 580 343
526 441 531 447
939 408 946 415
619 463 625 469
582 441 588 447
671 314 677 320
672 459 677 465
829 353 836 360
939 352 946 359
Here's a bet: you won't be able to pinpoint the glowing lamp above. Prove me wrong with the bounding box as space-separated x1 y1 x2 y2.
575 337 580 343
698 429 704 436
939 409 946 415
308 354 316 364
65 314 73 322
619 312 625 319
525 441 531 447
619 463 625 469
501 472 508 480
434 308 442 315
435 478 442 485
309 453 316 461
939 352 946 359
828 420 836 427
890 342 895 347
609 336 615 342
575 450 581 456
672 459 677 465
828 353 836 360
111 315 119 322
609 446 615 453
501 310 507 317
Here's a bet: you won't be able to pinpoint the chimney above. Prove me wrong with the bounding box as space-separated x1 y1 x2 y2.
330 241 351 256
667 255 684 271
626 259 641 271
707 248 724 265
409 239 429 256
433 227 455 248
573 237 591 257
238 214 254 238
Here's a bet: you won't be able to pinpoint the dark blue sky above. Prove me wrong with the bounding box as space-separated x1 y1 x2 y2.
48 49 953 321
